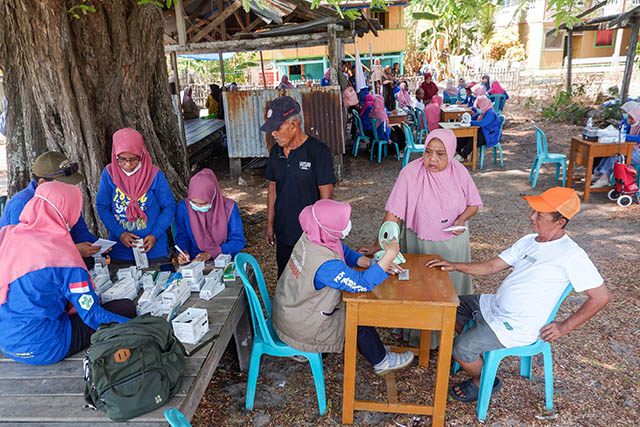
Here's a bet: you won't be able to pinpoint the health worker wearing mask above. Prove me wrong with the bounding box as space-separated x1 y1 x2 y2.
174 169 245 264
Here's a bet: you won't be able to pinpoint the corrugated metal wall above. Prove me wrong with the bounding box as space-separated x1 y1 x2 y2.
223 87 345 158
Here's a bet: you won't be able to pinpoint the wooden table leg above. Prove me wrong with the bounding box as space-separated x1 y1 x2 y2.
471 130 477 171
419 330 430 368
432 308 456 427
584 148 594 202
566 142 575 189
342 302 358 425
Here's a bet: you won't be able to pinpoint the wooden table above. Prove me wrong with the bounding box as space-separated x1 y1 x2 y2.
341 254 459 426
0 269 251 426
439 122 479 171
440 105 472 122
388 112 408 127
566 137 635 201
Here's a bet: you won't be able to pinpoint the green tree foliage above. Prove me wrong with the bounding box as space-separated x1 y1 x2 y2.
174 52 258 85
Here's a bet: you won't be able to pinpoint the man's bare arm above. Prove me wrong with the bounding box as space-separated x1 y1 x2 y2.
426 256 511 276
318 183 333 200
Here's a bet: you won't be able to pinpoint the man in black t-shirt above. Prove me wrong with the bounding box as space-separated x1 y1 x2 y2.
261 96 336 277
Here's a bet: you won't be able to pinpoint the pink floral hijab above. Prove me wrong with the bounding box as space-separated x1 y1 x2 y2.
370 95 389 127
298 199 350 261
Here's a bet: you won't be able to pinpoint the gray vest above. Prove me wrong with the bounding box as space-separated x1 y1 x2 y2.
272 233 345 353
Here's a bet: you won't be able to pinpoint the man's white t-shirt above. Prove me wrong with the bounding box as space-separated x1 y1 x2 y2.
479 234 604 348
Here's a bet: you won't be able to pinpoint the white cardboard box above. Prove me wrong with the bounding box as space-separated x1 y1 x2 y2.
200 279 225 301
161 279 190 313
214 253 232 268
180 261 204 278
102 278 138 302
172 308 209 345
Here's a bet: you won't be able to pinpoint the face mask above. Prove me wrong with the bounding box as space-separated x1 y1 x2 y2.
121 162 141 177
190 200 211 213
623 113 629 120
312 206 352 239
477 109 483 114
35 194 71 231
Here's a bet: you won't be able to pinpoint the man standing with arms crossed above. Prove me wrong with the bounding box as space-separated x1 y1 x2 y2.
261 96 336 277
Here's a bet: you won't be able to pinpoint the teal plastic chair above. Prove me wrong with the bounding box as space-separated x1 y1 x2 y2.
369 117 400 163
529 127 567 188
401 122 425 168
351 111 370 157
234 253 327 415
415 108 429 144
452 284 574 421
488 94 507 115
479 115 505 169
0 195 6 217
164 408 191 427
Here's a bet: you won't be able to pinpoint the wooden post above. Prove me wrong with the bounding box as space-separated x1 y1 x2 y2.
566 30 573 94
259 51 267 89
219 51 226 87
170 51 187 148
621 22 639 103
175 0 187 46
327 24 340 84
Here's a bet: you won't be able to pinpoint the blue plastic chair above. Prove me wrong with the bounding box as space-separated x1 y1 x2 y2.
234 253 326 415
351 111 370 157
164 408 191 427
401 122 425 168
0 195 6 217
479 114 505 169
488 94 507 115
415 108 429 145
529 126 567 188
369 117 400 163
452 284 574 421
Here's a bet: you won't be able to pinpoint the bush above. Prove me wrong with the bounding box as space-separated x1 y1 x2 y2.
539 84 594 125
484 28 526 62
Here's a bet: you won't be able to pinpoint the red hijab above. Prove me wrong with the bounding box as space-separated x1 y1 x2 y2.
0 182 85 306
185 169 234 257
420 73 439 101
106 128 160 222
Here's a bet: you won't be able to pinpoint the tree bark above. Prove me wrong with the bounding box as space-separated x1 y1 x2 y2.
0 0 188 233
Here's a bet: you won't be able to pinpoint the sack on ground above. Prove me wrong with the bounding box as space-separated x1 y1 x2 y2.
83 314 186 422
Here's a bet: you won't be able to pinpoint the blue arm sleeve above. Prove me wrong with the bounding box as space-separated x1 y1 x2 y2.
313 260 388 292
70 214 98 244
341 243 363 268
220 203 246 257
60 268 129 329
150 172 177 240
471 112 496 127
173 201 194 257
96 169 127 239
626 133 640 143
2 198 27 227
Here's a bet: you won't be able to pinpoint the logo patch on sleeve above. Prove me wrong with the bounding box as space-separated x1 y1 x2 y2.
70 281 90 294
78 294 94 311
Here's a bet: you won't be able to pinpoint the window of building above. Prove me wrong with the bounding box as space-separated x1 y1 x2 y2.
543 30 564 50
594 30 615 48
371 10 388 29
288 64 302 77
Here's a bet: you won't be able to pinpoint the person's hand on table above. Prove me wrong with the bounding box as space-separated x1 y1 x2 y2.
141 234 156 253
539 321 569 343
119 231 140 248
76 242 101 257
177 251 191 265
264 226 275 247
194 252 212 262
426 257 457 271
386 262 405 275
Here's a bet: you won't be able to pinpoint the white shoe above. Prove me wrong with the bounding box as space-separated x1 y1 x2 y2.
591 175 610 188
454 154 465 162
374 350 415 375
590 174 602 183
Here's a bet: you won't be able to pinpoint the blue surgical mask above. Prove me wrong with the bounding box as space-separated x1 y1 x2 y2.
190 201 211 213
477 109 483 114
623 113 629 120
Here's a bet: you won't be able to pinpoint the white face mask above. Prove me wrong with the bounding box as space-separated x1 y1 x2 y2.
121 163 142 177
35 194 71 231
311 206 352 239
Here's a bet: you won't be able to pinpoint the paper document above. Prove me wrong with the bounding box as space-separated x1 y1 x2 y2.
93 239 117 256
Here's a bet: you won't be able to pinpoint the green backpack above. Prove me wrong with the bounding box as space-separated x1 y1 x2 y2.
83 315 186 422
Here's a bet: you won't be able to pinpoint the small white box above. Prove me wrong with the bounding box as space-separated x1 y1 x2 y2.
93 274 113 296
137 296 163 316
200 280 225 301
155 271 171 289
101 278 138 302
180 261 205 278
183 276 205 292
141 272 156 290
214 254 232 268
132 239 149 269
172 308 209 345
161 279 190 312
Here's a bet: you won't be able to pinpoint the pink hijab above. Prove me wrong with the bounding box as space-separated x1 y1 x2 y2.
299 199 350 261
471 84 486 97
360 94 375 118
629 105 640 136
489 81 505 94
106 128 160 223
182 86 194 109
397 82 412 109
278 75 295 89
370 95 389 127
324 69 331 80
185 169 234 258
0 182 85 306
425 95 442 132
385 129 482 241
474 95 494 121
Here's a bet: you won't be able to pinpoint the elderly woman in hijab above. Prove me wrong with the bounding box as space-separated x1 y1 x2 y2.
0 182 135 365
360 129 482 347
419 72 439 104
181 86 200 120
96 128 176 265
277 75 295 89
443 78 460 104
455 95 501 162
396 81 413 110
272 199 414 376
425 95 443 132
174 169 245 264
592 104 640 188
206 84 221 116
370 94 391 140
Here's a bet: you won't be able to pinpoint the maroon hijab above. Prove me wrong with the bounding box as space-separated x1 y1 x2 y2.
185 169 234 257
420 73 439 100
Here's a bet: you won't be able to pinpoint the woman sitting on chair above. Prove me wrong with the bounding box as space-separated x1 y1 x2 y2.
370 95 391 141
272 199 414 376
456 95 501 162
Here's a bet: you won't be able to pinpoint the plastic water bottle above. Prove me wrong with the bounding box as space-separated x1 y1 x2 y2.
586 117 593 128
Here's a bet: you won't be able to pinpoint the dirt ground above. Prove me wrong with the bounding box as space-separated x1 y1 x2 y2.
192 97 640 426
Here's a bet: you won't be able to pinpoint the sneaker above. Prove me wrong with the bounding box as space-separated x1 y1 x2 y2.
591 175 610 188
374 350 415 375
590 173 602 183
454 154 465 162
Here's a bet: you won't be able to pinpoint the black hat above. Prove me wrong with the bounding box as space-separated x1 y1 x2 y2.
260 96 301 132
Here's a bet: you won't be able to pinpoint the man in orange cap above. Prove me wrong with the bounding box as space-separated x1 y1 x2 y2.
427 187 610 403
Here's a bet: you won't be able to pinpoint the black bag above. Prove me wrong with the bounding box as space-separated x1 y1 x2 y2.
83 315 186 421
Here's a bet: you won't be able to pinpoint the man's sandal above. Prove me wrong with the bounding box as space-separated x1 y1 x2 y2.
449 377 502 402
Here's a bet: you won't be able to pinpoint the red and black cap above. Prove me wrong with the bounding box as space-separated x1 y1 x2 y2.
260 96 301 132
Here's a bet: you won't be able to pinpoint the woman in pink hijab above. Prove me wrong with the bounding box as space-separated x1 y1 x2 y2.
0 182 134 365
456 95 501 162
271 199 415 376
425 95 443 132
359 128 482 347
174 169 246 264
396 82 412 110
96 128 176 264
277 75 295 89
182 86 200 120
370 94 391 140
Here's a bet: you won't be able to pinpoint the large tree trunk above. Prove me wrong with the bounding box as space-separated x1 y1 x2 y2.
0 0 188 232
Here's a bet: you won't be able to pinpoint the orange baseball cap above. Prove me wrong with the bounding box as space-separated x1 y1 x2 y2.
523 187 581 219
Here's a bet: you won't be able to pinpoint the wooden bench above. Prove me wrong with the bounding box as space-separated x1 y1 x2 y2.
0 277 252 425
